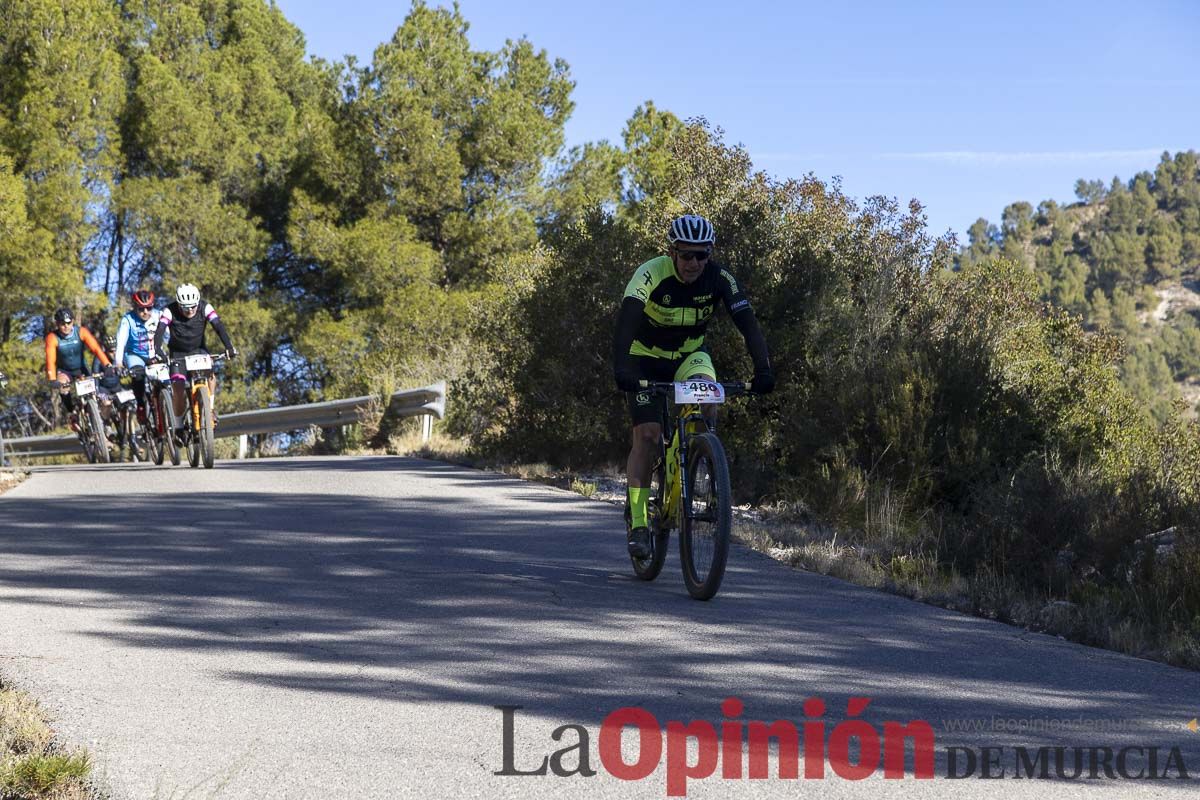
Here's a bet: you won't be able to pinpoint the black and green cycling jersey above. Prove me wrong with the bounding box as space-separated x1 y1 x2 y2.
620 255 752 359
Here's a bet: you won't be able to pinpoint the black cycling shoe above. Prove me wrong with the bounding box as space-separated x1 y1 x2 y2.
627 526 652 559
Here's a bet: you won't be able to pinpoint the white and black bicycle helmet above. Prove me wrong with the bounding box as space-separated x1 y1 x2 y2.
175 283 200 309
668 214 716 246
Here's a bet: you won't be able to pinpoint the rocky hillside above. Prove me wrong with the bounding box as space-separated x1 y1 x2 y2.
959 150 1200 420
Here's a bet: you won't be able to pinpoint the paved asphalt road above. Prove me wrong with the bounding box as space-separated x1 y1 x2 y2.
2 456 1200 799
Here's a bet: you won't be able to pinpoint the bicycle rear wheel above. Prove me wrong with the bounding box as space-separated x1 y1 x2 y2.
679 432 731 600
630 459 669 581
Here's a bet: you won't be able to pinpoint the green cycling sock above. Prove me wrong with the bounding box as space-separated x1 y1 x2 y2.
629 486 650 529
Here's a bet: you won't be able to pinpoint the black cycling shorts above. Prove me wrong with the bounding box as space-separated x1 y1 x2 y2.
626 351 716 427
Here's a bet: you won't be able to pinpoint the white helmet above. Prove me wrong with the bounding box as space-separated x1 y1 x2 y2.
176 283 200 309
668 215 716 246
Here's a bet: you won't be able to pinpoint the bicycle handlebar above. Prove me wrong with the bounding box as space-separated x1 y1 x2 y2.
639 379 754 396
148 352 230 367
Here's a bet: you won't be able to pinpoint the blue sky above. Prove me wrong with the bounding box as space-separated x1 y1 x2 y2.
275 0 1200 241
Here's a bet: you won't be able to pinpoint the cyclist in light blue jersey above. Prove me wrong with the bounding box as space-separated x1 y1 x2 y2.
115 289 161 423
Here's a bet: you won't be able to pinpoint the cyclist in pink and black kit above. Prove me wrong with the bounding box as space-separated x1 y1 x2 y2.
151 284 236 431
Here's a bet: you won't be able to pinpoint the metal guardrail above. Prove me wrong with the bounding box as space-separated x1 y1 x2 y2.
0 433 80 458
0 381 446 462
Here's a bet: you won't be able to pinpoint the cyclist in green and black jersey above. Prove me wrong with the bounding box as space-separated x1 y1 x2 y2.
612 215 774 558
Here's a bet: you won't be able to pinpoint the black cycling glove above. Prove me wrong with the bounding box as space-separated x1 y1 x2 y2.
614 369 640 392
751 369 776 394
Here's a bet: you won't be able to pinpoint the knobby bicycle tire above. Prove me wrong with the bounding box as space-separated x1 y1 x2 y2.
161 389 181 466
76 400 96 464
186 388 201 468
123 410 140 462
80 426 96 464
630 459 669 581
146 397 164 465
679 432 731 600
87 397 110 464
198 385 215 469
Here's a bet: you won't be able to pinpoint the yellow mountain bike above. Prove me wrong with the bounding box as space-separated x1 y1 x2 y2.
629 379 750 600
170 352 226 469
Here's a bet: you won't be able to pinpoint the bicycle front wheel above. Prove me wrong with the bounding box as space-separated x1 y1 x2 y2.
186 394 201 468
198 385 215 469
79 427 96 464
160 389 181 466
87 397 110 464
679 432 731 600
145 400 163 465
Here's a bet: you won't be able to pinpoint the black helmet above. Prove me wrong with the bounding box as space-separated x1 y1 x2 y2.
102 334 117 352
53 308 73 326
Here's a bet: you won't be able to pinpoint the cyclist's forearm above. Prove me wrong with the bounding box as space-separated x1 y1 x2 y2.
115 319 130 366
152 319 167 355
81 327 110 366
732 310 771 371
45 335 57 381
612 297 643 374
210 317 234 353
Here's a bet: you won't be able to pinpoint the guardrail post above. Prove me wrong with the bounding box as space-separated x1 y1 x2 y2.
0 425 6 467
237 434 248 459
421 413 433 443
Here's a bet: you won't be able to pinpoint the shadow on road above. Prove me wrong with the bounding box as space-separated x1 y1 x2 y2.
3 456 1199 785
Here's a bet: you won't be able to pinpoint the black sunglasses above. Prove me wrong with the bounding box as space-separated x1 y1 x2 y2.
675 249 711 262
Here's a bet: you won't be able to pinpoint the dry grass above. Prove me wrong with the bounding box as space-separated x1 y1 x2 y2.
0 469 28 496
384 428 471 461
1 476 100 797
0 685 98 799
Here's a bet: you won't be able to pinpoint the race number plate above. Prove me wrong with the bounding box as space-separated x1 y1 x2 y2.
146 363 169 381
185 353 213 371
74 378 96 396
115 390 136 404
674 380 725 404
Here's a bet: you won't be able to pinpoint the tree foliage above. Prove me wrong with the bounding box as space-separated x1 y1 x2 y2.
960 150 1200 422
2 3 1198 651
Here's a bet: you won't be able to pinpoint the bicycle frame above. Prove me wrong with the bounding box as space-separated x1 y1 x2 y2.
143 363 171 433
189 377 207 431
660 403 712 524
171 353 224 432
632 379 748 599
648 380 746 524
